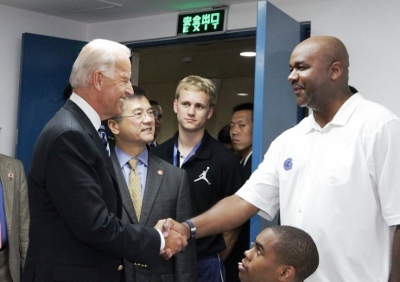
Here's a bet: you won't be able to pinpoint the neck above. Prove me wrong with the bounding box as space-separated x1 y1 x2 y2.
312 93 352 128
241 149 252 160
178 128 204 154
117 142 146 157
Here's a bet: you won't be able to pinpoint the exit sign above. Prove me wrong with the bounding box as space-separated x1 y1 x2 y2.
177 8 227 36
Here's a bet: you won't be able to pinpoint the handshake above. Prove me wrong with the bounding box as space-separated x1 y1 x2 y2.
155 218 193 259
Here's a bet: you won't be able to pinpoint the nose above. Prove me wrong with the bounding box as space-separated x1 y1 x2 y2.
230 125 238 136
127 82 134 95
188 105 195 115
243 248 252 261
288 69 298 83
143 112 154 123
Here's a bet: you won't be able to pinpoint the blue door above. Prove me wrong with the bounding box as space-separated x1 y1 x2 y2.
16 33 86 172
250 1 301 240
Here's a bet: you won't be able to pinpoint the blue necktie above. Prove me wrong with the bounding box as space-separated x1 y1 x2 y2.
98 125 110 156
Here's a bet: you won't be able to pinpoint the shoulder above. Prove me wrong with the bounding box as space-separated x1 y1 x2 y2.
149 153 183 173
150 138 174 157
357 96 399 122
206 136 239 161
0 154 23 168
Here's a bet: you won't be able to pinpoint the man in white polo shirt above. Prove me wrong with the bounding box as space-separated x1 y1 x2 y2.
163 36 400 281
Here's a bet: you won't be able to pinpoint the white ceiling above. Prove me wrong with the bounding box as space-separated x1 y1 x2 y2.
0 0 259 23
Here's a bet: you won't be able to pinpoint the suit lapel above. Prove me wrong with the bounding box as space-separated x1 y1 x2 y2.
64 100 119 187
0 155 14 231
110 150 138 224
140 154 163 226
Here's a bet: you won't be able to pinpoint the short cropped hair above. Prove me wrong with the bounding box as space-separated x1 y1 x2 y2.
149 100 160 106
232 102 254 120
270 226 319 281
69 39 131 88
175 75 217 107
132 85 147 97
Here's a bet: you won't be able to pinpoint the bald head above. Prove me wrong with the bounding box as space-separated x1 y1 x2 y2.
294 36 350 82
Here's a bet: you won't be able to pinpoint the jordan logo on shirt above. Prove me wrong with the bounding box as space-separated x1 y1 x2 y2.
194 167 211 185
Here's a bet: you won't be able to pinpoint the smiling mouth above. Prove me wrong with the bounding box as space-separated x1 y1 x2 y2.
292 84 303 93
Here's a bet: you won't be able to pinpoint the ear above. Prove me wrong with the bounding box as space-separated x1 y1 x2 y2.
107 119 119 136
207 106 215 119
277 265 295 281
330 61 343 81
93 70 103 91
173 99 178 114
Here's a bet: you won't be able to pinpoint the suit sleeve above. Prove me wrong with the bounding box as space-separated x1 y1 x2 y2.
173 170 198 282
45 129 160 264
17 161 29 269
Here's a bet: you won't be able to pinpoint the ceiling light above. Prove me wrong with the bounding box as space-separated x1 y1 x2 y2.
240 52 256 57
237 93 249 96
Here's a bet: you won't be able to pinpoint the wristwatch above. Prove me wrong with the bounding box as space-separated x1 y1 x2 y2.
185 219 196 241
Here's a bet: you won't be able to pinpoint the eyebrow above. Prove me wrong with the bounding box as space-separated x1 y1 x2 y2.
255 241 264 252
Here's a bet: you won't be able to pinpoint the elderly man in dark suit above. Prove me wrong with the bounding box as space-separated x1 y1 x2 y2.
0 154 29 282
108 91 197 282
22 39 186 282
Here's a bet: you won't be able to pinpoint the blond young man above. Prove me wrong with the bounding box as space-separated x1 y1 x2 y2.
151 75 244 282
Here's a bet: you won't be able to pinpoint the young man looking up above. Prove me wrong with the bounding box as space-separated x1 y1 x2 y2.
238 226 319 282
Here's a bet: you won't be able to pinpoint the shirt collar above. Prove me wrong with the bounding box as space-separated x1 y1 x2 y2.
299 93 363 135
115 146 149 168
241 151 252 166
69 92 101 130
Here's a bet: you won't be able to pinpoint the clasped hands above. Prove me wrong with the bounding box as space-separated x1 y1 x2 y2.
155 218 190 259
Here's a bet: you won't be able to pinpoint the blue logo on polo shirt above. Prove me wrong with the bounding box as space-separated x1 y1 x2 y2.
283 158 293 171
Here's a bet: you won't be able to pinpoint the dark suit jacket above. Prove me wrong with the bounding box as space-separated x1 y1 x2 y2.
111 150 197 282
0 154 29 282
225 154 252 282
22 100 161 282
242 154 252 181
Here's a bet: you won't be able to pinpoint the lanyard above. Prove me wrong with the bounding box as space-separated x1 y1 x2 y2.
173 140 202 167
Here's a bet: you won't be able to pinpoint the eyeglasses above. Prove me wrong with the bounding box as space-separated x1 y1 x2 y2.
116 110 155 120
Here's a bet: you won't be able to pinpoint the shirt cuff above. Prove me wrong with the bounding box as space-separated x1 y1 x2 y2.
156 228 165 249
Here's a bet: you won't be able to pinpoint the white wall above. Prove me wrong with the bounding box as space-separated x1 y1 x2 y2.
0 4 88 155
88 2 257 42
2 0 400 156
271 0 400 118
89 0 400 117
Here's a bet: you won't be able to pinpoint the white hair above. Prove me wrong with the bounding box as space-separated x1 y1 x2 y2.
69 39 131 87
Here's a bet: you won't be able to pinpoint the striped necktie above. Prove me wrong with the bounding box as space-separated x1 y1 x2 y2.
98 125 110 156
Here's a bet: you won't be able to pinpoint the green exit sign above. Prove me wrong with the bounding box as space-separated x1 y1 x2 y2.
177 8 227 36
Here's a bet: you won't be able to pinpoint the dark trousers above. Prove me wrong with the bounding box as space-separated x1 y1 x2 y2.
0 245 12 282
197 254 225 282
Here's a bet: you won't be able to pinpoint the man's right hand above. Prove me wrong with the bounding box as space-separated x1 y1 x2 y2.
156 218 190 259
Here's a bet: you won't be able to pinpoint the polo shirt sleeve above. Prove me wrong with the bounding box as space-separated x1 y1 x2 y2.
236 139 280 221
373 119 400 226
